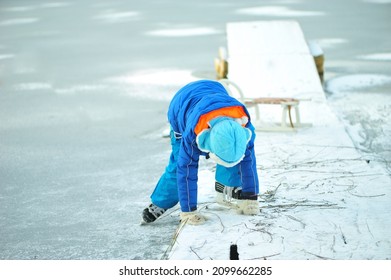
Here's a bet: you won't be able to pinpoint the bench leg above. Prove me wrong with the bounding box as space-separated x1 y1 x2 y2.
254 105 261 122
294 105 301 126
281 106 288 128
281 104 300 128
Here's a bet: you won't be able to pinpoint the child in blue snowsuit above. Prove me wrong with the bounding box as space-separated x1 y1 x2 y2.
142 80 259 225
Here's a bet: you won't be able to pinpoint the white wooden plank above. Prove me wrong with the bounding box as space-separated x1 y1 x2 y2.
227 20 310 56
228 54 323 98
226 20 324 99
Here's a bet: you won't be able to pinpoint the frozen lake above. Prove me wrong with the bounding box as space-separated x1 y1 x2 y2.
0 0 390 259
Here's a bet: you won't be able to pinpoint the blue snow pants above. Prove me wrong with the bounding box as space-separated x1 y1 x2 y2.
150 129 242 210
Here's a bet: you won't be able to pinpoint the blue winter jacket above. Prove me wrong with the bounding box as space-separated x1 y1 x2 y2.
168 80 258 212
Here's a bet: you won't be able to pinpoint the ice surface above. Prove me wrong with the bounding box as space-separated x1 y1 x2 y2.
236 6 325 17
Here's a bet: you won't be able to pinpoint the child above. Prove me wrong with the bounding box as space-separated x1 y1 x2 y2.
142 80 259 225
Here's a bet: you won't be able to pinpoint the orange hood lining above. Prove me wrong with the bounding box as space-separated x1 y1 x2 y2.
194 106 248 135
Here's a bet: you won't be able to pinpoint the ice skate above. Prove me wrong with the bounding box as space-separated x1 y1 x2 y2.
215 182 241 209
141 203 166 224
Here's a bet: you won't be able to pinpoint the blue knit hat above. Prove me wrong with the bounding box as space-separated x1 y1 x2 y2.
197 117 252 167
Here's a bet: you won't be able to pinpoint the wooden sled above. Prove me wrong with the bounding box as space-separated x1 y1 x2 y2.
219 79 312 132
